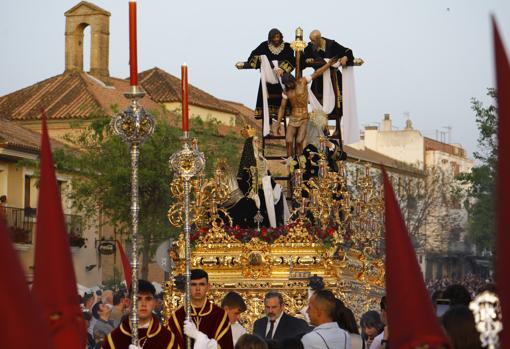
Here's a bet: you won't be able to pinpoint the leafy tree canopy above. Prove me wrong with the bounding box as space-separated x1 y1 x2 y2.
458 88 497 254
53 110 243 277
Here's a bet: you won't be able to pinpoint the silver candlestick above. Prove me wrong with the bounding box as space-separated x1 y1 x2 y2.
111 86 155 346
254 210 264 233
169 135 205 349
469 291 502 349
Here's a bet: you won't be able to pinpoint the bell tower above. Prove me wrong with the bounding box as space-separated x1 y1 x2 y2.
64 1 111 83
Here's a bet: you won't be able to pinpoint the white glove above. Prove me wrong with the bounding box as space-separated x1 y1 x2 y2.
206 339 218 349
184 320 217 349
129 345 142 349
184 320 202 340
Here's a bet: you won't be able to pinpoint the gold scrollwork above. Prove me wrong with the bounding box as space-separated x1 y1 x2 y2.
240 238 272 279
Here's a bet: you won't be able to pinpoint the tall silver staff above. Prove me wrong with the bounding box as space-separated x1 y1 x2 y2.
169 64 205 349
111 86 155 345
111 2 155 345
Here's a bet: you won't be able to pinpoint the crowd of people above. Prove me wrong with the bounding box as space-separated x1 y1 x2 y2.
427 274 492 298
79 268 489 349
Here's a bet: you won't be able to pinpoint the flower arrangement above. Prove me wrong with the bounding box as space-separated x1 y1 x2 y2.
191 222 344 246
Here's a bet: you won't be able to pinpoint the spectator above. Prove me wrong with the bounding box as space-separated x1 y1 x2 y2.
360 310 384 347
92 301 114 345
302 290 351 349
253 291 310 341
441 305 482 349
83 311 95 349
443 284 472 307
110 291 127 327
334 299 364 349
102 290 114 306
235 334 268 349
82 292 96 336
371 296 389 349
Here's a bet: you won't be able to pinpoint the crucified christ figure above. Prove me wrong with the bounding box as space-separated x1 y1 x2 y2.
272 57 338 157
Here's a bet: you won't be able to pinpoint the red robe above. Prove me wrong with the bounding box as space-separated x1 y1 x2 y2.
168 301 233 349
102 316 179 349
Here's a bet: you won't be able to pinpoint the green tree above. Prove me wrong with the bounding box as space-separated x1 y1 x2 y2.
458 88 497 254
54 111 243 278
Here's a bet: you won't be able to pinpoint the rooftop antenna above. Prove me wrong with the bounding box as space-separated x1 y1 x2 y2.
443 126 452 144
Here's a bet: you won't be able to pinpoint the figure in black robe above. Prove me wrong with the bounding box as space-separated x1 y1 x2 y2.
217 162 260 229
303 30 354 137
238 29 295 120
235 135 285 228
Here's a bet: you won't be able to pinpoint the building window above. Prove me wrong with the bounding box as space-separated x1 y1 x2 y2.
24 175 31 209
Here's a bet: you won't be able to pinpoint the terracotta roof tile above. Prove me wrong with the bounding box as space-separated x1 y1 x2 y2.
0 72 170 121
0 119 67 153
220 99 261 134
138 68 238 115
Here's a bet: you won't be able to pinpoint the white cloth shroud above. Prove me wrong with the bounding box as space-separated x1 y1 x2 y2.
262 175 277 227
260 55 284 136
307 59 360 145
272 183 291 225
341 66 360 144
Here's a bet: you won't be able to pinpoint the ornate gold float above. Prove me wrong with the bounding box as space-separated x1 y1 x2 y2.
164 126 386 329
163 160 386 330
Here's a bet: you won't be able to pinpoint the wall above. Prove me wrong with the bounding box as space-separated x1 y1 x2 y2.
164 102 236 126
17 120 90 144
364 128 425 170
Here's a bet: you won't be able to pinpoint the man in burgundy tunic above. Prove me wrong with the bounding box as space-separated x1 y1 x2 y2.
168 269 233 349
102 280 179 349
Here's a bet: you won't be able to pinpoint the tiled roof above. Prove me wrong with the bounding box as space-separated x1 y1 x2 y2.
344 145 424 176
424 137 466 158
220 99 262 134
138 67 238 115
0 71 167 121
0 118 66 153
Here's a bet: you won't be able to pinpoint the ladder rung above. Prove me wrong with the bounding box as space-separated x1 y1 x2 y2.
265 155 287 160
264 135 285 140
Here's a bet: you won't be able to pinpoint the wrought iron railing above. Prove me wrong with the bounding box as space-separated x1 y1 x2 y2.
2 206 83 245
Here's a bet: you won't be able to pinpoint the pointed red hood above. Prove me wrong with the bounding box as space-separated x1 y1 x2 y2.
31 112 86 348
493 18 510 349
0 217 53 349
382 169 450 348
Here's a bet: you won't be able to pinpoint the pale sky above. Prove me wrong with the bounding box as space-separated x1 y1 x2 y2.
2 0 510 158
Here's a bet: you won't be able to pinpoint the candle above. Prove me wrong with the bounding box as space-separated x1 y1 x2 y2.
129 0 138 86
181 64 189 132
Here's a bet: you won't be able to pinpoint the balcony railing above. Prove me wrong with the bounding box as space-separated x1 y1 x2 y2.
2 206 83 245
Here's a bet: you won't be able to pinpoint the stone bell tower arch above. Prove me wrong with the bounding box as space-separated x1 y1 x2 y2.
64 1 111 82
